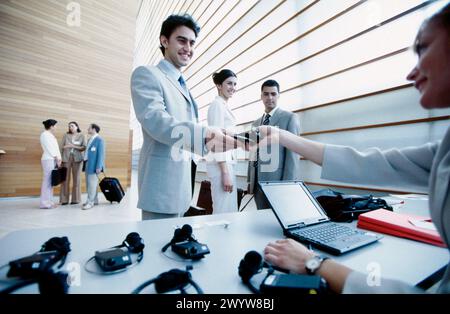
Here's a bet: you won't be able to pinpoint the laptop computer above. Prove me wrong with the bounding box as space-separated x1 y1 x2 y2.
259 181 383 255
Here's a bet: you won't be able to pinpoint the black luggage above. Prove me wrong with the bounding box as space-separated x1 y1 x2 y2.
99 176 125 203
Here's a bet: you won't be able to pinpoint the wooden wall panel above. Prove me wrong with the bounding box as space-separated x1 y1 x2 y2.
0 0 138 197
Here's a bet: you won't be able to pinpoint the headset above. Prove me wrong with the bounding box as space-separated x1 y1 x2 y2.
238 251 328 294
238 251 272 294
0 236 71 294
132 266 203 294
161 224 210 260
84 232 145 275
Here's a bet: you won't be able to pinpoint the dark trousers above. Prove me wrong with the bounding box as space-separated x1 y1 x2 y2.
253 169 271 210
191 161 196 197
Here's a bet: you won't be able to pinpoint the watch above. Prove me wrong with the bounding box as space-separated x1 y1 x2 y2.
305 255 329 275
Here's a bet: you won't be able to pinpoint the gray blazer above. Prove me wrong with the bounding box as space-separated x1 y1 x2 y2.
247 108 301 193
130 60 207 214
60 133 86 163
321 126 450 293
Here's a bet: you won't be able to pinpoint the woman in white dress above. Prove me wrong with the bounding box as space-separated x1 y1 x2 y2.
206 69 238 214
39 119 62 209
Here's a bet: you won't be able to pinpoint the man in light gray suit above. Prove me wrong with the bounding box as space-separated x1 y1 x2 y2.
247 80 300 209
131 14 241 220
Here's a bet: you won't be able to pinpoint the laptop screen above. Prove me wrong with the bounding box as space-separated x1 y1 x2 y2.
259 181 328 229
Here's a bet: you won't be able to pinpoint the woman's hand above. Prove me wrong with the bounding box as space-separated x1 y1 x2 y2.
221 171 233 193
56 158 62 168
264 239 316 274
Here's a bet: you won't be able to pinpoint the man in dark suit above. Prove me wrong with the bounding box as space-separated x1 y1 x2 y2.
247 80 301 209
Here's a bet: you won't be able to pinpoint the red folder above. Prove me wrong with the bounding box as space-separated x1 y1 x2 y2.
357 209 446 248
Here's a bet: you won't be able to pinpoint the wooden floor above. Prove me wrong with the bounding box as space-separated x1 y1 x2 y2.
0 171 257 239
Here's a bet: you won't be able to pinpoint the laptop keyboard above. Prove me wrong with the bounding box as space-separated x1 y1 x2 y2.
292 223 357 244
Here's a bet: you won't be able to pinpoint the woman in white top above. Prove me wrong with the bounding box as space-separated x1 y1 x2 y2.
206 69 238 214
39 119 62 209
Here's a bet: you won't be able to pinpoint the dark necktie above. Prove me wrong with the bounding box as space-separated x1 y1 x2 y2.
179 75 196 120
178 75 187 93
255 114 271 169
262 113 271 126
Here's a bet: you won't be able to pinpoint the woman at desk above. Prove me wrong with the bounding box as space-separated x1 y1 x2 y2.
206 69 238 214
260 3 450 293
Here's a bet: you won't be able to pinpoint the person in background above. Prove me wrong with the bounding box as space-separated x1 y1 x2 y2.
247 80 301 209
82 123 105 210
60 121 86 205
206 69 238 214
260 3 450 293
39 119 61 209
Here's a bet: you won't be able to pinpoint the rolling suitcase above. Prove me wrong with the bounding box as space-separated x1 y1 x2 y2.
99 176 125 203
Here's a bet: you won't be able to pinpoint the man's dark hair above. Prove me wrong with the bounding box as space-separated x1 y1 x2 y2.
42 119 57 130
261 80 280 93
90 123 100 133
159 14 200 55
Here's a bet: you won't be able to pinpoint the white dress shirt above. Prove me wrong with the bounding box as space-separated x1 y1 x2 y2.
84 133 98 161
40 130 61 161
206 95 237 164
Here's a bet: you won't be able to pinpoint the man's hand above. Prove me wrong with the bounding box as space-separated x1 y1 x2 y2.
64 143 74 149
56 158 62 168
96 168 101 175
264 239 316 274
205 127 247 152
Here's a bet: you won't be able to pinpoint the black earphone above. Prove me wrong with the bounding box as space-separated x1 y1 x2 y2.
161 224 210 260
40 236 71 268
238 251 269 294
120 232 146 254
84 232 145 275
1 237 71 294
161 224 194 252
132 266 203 294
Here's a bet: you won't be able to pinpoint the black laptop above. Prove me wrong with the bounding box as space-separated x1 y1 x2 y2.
259 181 383 255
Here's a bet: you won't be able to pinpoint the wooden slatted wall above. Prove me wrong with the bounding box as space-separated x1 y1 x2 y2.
0 0 138 197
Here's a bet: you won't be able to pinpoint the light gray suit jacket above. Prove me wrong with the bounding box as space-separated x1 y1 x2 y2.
321 126 450 293
247 108 301 193
130 60 207 214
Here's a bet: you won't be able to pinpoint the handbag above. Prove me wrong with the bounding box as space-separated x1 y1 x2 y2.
312 189 393 222
51 166 67 186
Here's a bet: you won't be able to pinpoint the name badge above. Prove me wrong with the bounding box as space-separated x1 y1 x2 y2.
91 147 96 152
73 141 81 145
